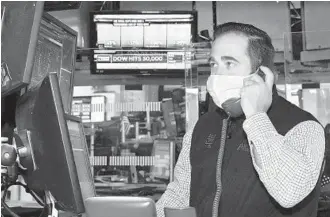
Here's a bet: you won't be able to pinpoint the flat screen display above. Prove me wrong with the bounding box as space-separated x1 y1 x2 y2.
92 13 195 49
1 2 43 97
67 117 96 200
28 13 77 114
90 11 196 75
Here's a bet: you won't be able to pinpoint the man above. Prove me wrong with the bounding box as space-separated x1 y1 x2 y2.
156 22 325 217
321 124 330 188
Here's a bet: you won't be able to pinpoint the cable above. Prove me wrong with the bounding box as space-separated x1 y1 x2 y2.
212 116 230 217
12 182 44 206
30 191 44 207
291 20 302 28
2 184 9 201
1 182 44 207
99 1 106 11
289 1 301 19
38 193 47 217
1 188 47 217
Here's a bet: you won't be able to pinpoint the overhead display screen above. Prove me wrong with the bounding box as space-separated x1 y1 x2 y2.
92 13 195 49
90 11 197 75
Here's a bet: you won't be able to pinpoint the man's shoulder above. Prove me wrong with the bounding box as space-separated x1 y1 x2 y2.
277 96 318 122
272 96 320 133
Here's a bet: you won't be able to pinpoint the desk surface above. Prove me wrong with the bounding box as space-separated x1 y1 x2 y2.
2 200 43 216
6 200 42 209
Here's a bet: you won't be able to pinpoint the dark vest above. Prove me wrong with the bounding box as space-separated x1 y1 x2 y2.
190 90 322 217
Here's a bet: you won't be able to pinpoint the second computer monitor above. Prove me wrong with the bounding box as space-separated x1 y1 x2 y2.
15 73 84 214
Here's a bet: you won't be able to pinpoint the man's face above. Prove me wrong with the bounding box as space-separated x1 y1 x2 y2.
209 33 252 76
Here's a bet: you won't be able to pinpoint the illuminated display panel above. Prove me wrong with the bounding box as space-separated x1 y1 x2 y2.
90 11 196 76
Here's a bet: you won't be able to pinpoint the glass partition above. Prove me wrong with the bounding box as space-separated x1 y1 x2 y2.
284 31 330 196
72 84 186 197
71 33 330 198
284 31 330 127
184 42 211 129
299 88 330 127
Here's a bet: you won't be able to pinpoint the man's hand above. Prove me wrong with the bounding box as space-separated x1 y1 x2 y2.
240 66 274 119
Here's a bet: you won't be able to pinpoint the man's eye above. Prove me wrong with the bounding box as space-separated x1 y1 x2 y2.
225 61 235 68
209 62 218 68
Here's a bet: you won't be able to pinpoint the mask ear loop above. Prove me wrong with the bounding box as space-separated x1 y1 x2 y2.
249 66 266 81
253 66 261 75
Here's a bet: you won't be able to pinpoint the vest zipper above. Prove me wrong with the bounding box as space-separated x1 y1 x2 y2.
212 116 231 217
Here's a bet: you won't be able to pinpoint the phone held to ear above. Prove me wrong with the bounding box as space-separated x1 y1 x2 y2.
221 68 265 118
221 98 243 118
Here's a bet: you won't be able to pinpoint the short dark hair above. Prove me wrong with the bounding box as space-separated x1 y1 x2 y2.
214 22 275 72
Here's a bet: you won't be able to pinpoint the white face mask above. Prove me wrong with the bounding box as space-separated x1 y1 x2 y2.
206 73 255 109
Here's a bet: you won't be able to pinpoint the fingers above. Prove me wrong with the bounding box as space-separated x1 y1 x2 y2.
1 137 8 142
243 73 263 87
240 85 254 99
249 73 264 84
259 66 274 89
243 79 255 86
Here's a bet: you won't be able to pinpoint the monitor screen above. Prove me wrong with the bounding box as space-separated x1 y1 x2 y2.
28 13 77 114
1 2 43 97
91 12 195 49
66 115 96 201
90 11 196 76
15 73 84 214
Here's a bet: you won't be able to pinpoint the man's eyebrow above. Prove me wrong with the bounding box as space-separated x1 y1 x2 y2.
221 56 239 63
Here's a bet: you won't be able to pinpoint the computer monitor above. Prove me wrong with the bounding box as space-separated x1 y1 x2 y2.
15 73 85 214
1 2 44 97
28 12 77 114
65 114 96 201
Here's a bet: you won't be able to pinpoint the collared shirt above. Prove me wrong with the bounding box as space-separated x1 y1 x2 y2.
156 112 325 217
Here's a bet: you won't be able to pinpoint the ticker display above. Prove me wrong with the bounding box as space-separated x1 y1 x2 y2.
93 50 191 74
